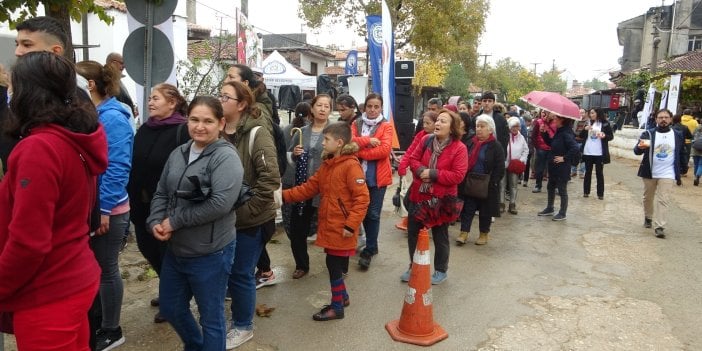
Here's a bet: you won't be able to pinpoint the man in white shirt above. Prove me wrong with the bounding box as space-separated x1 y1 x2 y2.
633 109 687 238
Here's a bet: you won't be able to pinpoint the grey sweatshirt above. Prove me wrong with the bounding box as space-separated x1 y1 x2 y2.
148 138 243 257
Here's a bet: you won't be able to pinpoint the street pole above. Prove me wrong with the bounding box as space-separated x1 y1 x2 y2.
651 6 662 76
530 62 540 75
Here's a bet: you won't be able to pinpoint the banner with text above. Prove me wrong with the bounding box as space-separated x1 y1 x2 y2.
667 74 682 115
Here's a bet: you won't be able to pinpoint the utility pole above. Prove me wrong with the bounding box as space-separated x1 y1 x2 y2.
651 4 662 75
479 54 491 72
530 62 540 75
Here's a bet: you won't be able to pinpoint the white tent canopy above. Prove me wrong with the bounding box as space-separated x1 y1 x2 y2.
261 50 317 91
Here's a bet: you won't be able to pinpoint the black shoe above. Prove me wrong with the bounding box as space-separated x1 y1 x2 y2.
312 305 344 321
583 193 589 198
538 208 555 216
552 213 567 221
597 196 604 200
95 327 125 351
358 252 372 269
694 177 700 186
654 227 665 238
150 297 160 307
154 312 166 323
644 217 652 228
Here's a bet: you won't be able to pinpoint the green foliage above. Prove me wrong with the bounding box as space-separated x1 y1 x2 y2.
177 58 228 101
443 64 470 97
412 55 446 93
617 71 651 97
0 0 113 27
540 69 567 93
298 0 488 75
679 76 702 106
583 78 608 91
475 58 542 105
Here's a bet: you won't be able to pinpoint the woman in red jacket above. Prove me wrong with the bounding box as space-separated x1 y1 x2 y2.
0 52 108 350
351 93 394 269
403 109 468 285
395 111 439 231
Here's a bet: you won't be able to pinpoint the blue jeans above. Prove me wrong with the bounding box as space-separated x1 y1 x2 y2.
228 226 264 330
362 186 387 255
534 149 550 188
694 155 702 178
159 241 235 351
90 212 129 329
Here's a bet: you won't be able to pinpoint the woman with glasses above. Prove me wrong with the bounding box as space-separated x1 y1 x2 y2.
220 81 281 349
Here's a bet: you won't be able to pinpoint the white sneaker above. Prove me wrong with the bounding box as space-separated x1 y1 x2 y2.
226 328 253 349
255 271 277 289
306 233 317 243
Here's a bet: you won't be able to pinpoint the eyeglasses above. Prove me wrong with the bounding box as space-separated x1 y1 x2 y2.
218 94 238 103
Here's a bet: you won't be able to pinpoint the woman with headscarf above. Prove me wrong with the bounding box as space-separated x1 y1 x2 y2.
456 114 505 246
403 109 467 285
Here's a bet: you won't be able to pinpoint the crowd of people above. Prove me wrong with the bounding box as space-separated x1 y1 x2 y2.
0 15 698 351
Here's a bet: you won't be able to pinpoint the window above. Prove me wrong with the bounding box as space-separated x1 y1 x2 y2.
688 35 702 51
310 62 318 76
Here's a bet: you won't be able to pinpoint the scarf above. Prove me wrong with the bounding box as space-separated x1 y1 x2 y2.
466 134 496 173
419 136 450 194
360 113 385 173
145 112 186 128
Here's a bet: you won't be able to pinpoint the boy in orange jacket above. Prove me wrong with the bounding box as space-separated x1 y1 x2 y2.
283 122 370 321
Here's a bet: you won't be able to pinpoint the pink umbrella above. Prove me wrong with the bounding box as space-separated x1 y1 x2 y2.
520 91 581 120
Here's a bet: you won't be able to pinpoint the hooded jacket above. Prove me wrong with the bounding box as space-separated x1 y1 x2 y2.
148 139 242 257
681 114 699 143
97 97 134 214
0 124 108 311
226 113 281 230
283 143 370 250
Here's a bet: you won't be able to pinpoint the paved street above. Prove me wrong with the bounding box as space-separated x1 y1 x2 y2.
3 156 701 350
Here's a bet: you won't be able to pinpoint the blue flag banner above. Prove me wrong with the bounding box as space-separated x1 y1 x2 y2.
366 15 382 94
345 50 358 75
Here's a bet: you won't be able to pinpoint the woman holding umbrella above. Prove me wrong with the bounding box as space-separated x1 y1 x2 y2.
537 112 580 221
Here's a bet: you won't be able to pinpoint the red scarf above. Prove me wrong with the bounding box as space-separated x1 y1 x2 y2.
466 134 496 173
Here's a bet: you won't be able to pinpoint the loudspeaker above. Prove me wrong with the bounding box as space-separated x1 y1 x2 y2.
395 60 415 79
395 84 411 96
395 123 416 151
394 95 414 124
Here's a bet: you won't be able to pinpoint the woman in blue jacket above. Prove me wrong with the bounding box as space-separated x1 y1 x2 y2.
76 60 134 349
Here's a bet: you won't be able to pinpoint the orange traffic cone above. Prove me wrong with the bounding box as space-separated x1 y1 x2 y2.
385 228 448 346
394 216 408 232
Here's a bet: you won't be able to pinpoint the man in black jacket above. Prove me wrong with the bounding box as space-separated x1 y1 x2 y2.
633 108 687 238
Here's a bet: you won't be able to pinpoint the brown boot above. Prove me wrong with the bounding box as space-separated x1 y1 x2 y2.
508 203 518 215
475 232 489 245
456 231 469 245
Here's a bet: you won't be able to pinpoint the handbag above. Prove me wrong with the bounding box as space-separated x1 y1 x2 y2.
462 172 489 199
693 137 702 152
506 143 526 174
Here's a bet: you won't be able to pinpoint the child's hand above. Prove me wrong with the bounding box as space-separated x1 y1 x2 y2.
343 229 353 238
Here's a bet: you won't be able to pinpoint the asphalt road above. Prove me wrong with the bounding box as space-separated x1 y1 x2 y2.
3 156 700 351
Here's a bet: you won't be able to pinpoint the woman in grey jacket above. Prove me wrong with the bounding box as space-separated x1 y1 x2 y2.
148 96 243 351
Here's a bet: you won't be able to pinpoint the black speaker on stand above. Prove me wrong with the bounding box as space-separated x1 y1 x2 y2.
394 78 414 150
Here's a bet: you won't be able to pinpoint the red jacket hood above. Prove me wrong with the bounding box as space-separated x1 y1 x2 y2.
30 124 108 176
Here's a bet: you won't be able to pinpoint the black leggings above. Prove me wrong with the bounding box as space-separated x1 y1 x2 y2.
326 254 349 281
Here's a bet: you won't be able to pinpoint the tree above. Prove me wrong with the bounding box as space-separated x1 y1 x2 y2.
0 0 113 59
412 55 445 93
177 36 236 100
583 78 608 91
540 69 567 94
298 0 489 73
443 64 470 97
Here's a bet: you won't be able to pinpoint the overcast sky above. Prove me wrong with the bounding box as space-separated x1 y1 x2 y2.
198 0 667 82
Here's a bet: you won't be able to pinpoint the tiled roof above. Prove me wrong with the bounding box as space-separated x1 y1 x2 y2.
659 50 702 72
187 39 237 61
324 66 345 75
95 0 126 12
